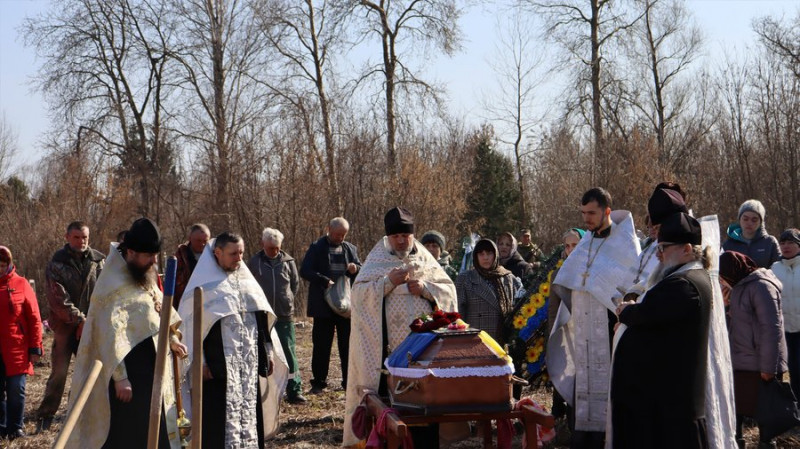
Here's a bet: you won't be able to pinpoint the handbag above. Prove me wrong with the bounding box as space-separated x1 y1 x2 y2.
756 378 800 441
324 275 352 318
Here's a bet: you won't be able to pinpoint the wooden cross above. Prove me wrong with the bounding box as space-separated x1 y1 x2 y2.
581 271 590 287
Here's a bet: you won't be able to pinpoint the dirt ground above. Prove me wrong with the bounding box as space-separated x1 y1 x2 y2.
12 322 800 448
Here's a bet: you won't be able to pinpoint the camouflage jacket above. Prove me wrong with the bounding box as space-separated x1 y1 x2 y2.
46 244 105 329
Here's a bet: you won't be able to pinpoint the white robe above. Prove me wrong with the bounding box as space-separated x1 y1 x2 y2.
547 210 640 432
342 238 457 446
177 239 289 443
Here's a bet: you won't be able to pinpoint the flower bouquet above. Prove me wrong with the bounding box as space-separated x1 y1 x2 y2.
505 247 563 385
409 309 465 333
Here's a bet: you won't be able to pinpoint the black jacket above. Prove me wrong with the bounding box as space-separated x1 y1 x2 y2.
299 237 361 318
611 265 712 448
501 251 532 279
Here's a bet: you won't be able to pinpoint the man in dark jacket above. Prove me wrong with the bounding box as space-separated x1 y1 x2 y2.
248 227 305 404
723 199 780 268
173 223 210 308
36 221 105 431
300 217 361 394
611 212 713 449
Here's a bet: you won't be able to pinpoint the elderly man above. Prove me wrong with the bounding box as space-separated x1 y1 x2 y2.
300 217 361 394
248 227 305 404
66 218 186 449
342 207 457 447
178 232 288 448
610 212 713 449
173 223 210 309
36 221 105 432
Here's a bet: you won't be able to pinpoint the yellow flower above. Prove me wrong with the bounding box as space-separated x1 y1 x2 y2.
513 315 527 329
534 337 545 348
556 259 564 268
539 282 550 296
547 270 554 283
526 347 539 362
521 303 536 318
532 293 545 308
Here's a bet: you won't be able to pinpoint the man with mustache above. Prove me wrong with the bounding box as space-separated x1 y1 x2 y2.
65 217 187 449
611 212 714 449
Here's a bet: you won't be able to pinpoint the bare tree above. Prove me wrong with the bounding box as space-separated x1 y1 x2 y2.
482 9 546 226
336 0 463 172
169 0 275 229
526 0 643 183
628 0 702 164
0 114 18 180
257 0 346 213
22 0 177 218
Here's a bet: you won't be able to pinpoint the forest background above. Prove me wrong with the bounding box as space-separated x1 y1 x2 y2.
0 0 799 318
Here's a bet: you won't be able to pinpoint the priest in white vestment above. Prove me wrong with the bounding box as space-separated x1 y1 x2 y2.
342 207 457 447
178 232 288 448
547 188 640 448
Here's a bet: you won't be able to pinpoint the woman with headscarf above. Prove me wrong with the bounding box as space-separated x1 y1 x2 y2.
720 250 787 449
496 232 533 279
0 246 43 440
455 239 521 345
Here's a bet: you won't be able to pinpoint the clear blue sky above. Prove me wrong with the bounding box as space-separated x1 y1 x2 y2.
1 0 798 170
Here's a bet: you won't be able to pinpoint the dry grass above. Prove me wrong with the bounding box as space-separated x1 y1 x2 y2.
13 324 800 448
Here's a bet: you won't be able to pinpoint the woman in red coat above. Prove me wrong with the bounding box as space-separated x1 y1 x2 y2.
0 246 43 440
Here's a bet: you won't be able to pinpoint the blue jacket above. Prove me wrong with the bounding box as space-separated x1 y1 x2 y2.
299 237 361 318
722 224 780 268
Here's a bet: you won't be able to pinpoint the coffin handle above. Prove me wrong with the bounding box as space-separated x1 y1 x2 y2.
393 380 419 396
510 375 529 386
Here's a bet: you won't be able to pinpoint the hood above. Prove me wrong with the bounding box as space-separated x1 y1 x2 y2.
258 249 294 263
726 223 768 243
738 268 782 291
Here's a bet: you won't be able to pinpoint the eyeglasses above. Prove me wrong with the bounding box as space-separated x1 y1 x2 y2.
656 242 680 253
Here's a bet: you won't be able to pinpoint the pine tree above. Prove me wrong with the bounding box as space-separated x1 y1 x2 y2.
464 131 521 238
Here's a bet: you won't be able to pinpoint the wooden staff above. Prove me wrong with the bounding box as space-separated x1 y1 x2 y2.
52 359 103 449
191 286 204 449
147 257 178 449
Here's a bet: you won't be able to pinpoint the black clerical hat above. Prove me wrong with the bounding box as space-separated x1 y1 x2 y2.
125 217 162 253
384 207 414 235
658 212 701 245
648 188 687 226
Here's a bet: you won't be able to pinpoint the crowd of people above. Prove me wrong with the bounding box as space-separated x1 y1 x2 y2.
0 185 797 449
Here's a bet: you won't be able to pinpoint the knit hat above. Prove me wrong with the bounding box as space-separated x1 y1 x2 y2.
420 230 446 250
648 188 688 225
570 228 586 239
0 246 11 265
738 199 766 222
384 207 414 235
124 218 162 253
657 212 702 245
779 228 800 246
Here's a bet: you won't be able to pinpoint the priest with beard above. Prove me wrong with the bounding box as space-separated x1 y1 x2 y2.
65 218 187 449
610 212 713 449
547 188 640 448
177 232 288 449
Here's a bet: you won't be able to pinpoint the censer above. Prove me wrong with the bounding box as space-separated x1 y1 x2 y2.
173 351 192 447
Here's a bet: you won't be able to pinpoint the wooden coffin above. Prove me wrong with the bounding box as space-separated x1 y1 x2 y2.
386 329 514 414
